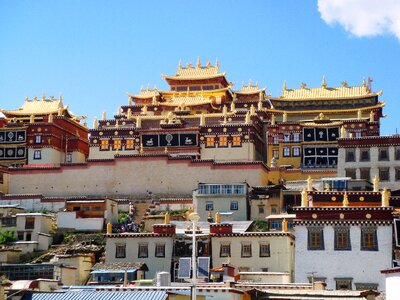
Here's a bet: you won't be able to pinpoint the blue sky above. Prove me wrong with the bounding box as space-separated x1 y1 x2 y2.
0 0 399 134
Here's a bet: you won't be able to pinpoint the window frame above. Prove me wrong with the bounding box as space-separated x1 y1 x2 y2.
100 139 109 151
115 244 126 258
218 135 228 147
35 135 42 144
138 243 149 258
33 150 41 160
125 139 135 150
259 243 271 257
230 200 238 210
334 227 351 251
360 227 378 251
205 201 214 211
113 139 122 150
359 149 370 162
379 167 390 181
155 243 165 258
241 243 252 258
378 148 389 161
283 147 290 157
292 146 300 157
232 135 242 147
220 243 231 257
205 136 215 148
345 149 355 162
307 227 324 250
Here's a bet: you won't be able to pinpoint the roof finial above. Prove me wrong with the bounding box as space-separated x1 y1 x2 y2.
25 96 29 102
147 83 150 91
206 60 211 68
215 58 219 69
282 80 287 92
178 59 182 69
322 75 327 88
362 78 366 87
342 192 349 207
196 56 201 68
249 79 252 86
42 91 46 100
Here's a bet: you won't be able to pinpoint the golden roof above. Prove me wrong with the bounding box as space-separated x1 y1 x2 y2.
127 87 160 99
2 97 64 116
279 82 382 100
161 96 211 107
162 58 226 80
234 81 266 95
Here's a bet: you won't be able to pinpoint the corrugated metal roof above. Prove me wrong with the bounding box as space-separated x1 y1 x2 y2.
27 290 167 300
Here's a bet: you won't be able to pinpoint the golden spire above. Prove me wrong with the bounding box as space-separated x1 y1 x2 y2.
102 111 107 120
178 59 182 69
282 111 287 122
48 114 53 123
127 108 132 119
206 60 211 67
381 187 390 207
215 58 219 69
199 113 205 126
362 78 366 87
342 192 349 207
258 100 263 110
93 117 98 129
250 104 256 116
357 109 362 120
165 211 170 224
215 211 221 224
271 114 276 125
373 175 379 192
245 111 251 124
136 116 142 128
128 96 133 106
370 111 374 122
282 80 287 92
307 176 313 192
42 91 46 100
340 126 347 138
282 218 288 232
196 56 201 68
230 101 235 112
142 105 148 114
322 75 327 88
301 188 308 207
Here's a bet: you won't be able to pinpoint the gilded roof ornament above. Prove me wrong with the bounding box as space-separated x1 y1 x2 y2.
362 78 366 87
42 91 46 101
230 101 235 112
342 192 349 207
206 60 211 68
93 117 98 129
341 81 348 87
381 187 390 207
102 112 106 120
283 80 287 92
48 114 53 123
321 76 327 88
245 111 251 124
215 58 219 70
199 113 205 126
370 111 374 122
25 96 29 102
357 110 362 120
300 82 307 89
250 104 256 116
301 188 308 207
373 175 379 192
136 116 142 128
178 59 182 69
196 56 201 68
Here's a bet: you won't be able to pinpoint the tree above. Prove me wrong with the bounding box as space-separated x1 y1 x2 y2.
0 230 16 244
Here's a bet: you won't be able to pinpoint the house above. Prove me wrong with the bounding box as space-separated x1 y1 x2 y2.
57 198 118 232
0 204 25 230
89 262 148 285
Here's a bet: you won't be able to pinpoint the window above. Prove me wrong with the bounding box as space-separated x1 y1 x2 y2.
345 169 356 179
361 227 378 251
396 168 400 181
205 201 214 211
345 149 355 162
126 139 135 149
66 152 72 163
271 220 281 230
334 227 351 250
355 132 362 138
335 278 353 290
210 185 221 194
259 243 270 257
379 148 389 161
230 200 238 210
355 283 378 290
33 150 41 160
100 139 109 150
283 133 290 142
272 149 279 159
221 184 232 194
308 227 324 250
359 168 370 181
93 206 102 211
283 147 290 157
293 133 300 142
138 244 148 258
17 232 23 240
155 244 165 257
35 135 42 144
258 206 265 214
272 135 279 145
292 147 300 157
241 243 252 257
271 205 278 214
83 206 90 212
116 244 126 258
379 168 390 181
206 136 215 147
218 136 228 147
220 243 231 257
395 147 400 160
113 139 122 150
233 185 245 195
25 217 35 229
359 149 370 162
232 135 241 147
26 232 31 241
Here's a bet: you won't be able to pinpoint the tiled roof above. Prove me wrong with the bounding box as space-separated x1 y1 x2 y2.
234 82 266 95
92 262 147 271
2 98 63 115
279 84 380 100
127 89 160 99
162 60 226 80
25 291 167 300
161 96 211 107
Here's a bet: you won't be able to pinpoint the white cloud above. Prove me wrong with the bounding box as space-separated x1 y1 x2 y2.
318 0 400 40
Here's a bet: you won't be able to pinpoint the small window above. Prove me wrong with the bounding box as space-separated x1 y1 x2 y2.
293 133 300 142
379 148 389 161
33 150 41 160
220 243 231 257
126 139 135 150
345 169 356 179
361 227 378 251
258 206 265 214
17 232 23 240
359 149 370 162
66 152 72 163
116 244 126 258
270 220 281 230
272 149 279 159
155 244 165 257
100 140 109 150
206 136 215 148
259 244 270 257
73 206 80 211
292 147 300 157
25 217 35 230
395 168 400 181
113 139 122 150
26 232 31 241
232 135 241 147
345 149 355 162
35 135 42 144
335 278 353 290
334 227 351 250
283 147 290 157
379 168 390 181
395 147 400 160
205 201 214 211
271 205 278 214
283 133 290 142
272 135 279 145
308 227 324 250
359 168 370 181
218 136 228 147
354 283 378 290
241 243 252 257
230 200 238 210
83 206 90 211
138 244 148 258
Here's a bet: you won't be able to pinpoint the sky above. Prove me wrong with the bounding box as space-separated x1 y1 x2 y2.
0 0 399 134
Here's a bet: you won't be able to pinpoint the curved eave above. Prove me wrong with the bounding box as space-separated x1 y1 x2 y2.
233 88 266 95
271 92 380 102
162 72 227 81
1 109 75 119
267 102 385 114
162 87 232 96
159 101 212 107
126 92 160 100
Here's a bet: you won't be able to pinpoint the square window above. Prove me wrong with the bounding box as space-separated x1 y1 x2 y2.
359 149 370 162
292 147 300 157
100 140 109 150
271 205 278 214
359 168 370 181
113 139 122 150
25 217 35 230
35 135 42 144
241 243 252 257
33 150 41 160
345 149 355 162
293 133 300 142
230 201 238 210
334 227 351 250
283 147 290 157
232 135 241 147
138 244 148 258
218 136 228 147
259 244 270 257
205 201 213 211
116 244 126 258
206 136 215 147
220 244 231 257
308 227 324 250
379 148 389 161
258 206 265 214
395 147 400 160
335 278 353 290
345 169 356 179
379 168 390 181
155 244 165 257
361 227 378 251
125 139 135 150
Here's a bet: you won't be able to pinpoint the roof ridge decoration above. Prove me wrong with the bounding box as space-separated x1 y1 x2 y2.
162 58 225 80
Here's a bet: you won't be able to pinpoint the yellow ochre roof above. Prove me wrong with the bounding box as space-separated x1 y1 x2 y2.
279 82 382 100
161 96 211 107
234 81 266 95
162 58 226 80
2 97 64 116
127 88 160 99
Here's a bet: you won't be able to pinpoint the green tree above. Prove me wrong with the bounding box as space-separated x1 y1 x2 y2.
0 230 16 244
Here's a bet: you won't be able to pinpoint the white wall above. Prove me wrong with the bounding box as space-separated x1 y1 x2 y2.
384 273 400 300
0 197 64 212
57 211 104 231
295 224 392 290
